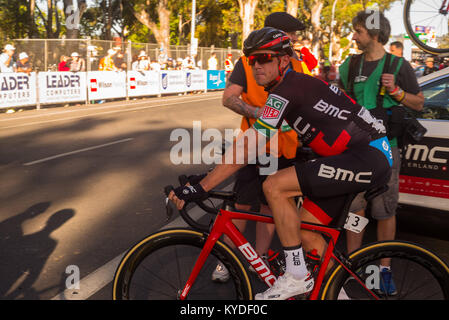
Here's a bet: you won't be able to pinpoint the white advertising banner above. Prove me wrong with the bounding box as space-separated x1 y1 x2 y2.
184 70 207 92
160 70 186 94
127 71 160 97
87 71 127 100
38 72 87 104
0 72 37 108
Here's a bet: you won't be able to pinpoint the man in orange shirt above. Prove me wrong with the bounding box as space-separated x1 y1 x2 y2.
211 12 311 283
99 49 118 71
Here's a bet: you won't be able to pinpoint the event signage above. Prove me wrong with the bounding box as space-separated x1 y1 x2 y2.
0 72 37 108
38 72 87 104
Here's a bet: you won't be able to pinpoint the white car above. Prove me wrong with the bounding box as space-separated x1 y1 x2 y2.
399 67 449 212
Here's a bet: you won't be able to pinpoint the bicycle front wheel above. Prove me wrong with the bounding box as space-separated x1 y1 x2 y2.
112 228 252 300
322 240 449 300
404 0 449 55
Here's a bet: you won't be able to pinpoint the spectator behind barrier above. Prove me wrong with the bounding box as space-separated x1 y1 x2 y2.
208 52 218 70
16 52 33 75
70 52 86 72
0 44 16 72
58 55 70 71
132 51 150 72
114 50 127 71
99 49 118 71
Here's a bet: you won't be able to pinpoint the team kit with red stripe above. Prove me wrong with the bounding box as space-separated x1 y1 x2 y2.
254 69 393 225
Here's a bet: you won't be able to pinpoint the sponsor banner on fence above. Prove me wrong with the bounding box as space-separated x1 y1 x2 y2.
127 71 160 97
0 72 37 108
88 71 127 101
38 72 87 104
160 70 186 94
206 70 226 90
185 70 207 92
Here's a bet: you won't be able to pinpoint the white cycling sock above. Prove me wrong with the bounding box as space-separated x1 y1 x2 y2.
283 244 308 279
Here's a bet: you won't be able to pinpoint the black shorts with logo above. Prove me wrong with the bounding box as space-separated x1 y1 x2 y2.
234 156 296 208
295 144 392 225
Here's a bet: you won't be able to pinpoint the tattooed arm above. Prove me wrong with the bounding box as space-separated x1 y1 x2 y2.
222 82 261 119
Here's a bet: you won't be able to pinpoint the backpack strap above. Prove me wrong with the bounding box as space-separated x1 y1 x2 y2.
376 52 392 109
346 54 363 99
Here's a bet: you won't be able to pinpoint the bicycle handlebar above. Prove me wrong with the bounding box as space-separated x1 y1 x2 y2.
164 175 236 233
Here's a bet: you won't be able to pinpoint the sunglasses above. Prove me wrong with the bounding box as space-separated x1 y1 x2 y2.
247 53 284 66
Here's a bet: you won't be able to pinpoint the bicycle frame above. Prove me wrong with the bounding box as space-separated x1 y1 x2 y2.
178 207 378 300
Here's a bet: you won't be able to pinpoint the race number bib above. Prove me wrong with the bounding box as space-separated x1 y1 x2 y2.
344 212 369 233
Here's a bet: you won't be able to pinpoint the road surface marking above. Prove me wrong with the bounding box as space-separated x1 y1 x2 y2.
1 96 221 130
23 138 134 166
50 203 210 300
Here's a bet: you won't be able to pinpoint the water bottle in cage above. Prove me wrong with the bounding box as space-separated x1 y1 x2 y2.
266 249 285 277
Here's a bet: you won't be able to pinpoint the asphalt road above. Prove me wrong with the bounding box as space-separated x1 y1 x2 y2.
0 92 448 300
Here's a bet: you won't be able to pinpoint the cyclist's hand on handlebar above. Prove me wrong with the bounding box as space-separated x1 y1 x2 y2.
168 183 208 210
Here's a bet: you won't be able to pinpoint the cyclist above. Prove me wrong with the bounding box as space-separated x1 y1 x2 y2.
169 27 392 300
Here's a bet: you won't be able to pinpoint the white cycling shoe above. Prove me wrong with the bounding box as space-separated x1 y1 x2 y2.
255 272 314 300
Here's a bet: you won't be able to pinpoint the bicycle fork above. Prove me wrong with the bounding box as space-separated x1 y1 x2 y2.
178 210 277 299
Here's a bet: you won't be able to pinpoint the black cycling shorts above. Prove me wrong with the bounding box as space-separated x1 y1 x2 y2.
234 156 296 208
295 145 391 225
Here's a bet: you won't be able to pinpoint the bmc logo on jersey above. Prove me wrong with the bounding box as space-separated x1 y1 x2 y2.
262 94 289 119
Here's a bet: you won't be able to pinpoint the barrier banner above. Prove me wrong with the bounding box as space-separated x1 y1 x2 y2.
185 70 207 92
160 70 186 94
0 72 37 108
38 72 87 104
88 71 127 100
206 70 226 90
127 71 160 97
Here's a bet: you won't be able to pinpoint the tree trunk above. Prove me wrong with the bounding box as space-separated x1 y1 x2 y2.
64 0 87 39
133 0 171 56
310 0 324 60
286 0 299 18
238 0 258 47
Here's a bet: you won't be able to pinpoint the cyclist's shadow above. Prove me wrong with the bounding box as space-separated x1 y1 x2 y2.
0 202 75 299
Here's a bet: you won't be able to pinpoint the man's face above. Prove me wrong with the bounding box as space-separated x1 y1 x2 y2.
390 45 402 57
6 49 14 57
249 50 289 86
352 25 374 51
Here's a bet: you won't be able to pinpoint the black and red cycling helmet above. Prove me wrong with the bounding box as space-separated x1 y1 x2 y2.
243 27 293 57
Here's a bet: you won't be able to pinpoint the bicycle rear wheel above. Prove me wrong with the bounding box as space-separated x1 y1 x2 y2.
404 0 449 55
112 228 252 300
322 241 449 300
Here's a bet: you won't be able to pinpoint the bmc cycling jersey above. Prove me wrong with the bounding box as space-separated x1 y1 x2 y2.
253 69 392 164
253 69 393 225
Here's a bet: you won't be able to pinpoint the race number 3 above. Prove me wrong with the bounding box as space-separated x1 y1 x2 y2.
344 212 369 233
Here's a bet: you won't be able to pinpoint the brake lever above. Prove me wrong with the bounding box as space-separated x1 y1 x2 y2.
165 197 175 222
164 185 175 222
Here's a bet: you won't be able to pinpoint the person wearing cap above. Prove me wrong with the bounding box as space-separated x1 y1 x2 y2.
169 27 393 300
224 53 234 80
132 51 150 72
16 52 32 75
264 11 318 72
99 48 118 71
423 57 438 76
209 14 312 284
0 44 16 73
70 52 86 72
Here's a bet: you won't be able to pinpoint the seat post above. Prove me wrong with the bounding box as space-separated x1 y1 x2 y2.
334 193 357 229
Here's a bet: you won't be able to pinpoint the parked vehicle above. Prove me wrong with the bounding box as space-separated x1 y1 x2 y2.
399 67 449 212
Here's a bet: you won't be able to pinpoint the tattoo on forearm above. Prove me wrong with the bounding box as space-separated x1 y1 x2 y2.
223 95 257 118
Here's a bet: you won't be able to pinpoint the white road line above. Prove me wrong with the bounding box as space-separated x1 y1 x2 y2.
0 95 221 130
0 92 222 123
23 138 134 166
50 204 209 300
50 183 232 300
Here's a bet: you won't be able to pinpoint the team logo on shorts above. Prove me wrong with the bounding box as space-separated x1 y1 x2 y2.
262 94 289 119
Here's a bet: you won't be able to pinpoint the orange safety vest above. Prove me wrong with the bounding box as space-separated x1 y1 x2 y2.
240 56 310 159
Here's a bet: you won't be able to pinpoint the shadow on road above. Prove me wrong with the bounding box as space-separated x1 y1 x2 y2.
0 202 75 299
